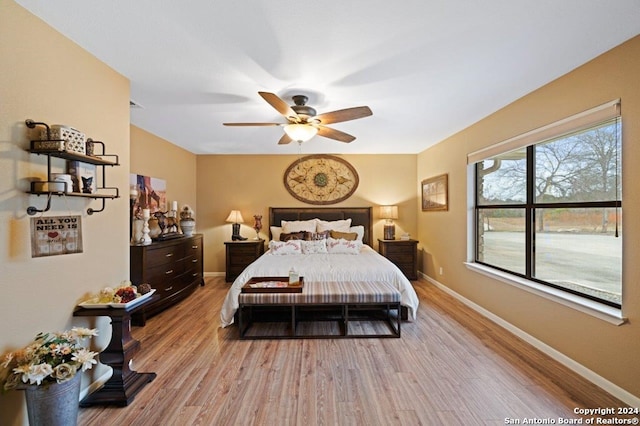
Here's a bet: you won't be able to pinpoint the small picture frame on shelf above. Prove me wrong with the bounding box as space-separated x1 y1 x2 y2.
67 161 97 194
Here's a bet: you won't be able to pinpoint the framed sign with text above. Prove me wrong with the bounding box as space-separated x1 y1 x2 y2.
30 215 83 258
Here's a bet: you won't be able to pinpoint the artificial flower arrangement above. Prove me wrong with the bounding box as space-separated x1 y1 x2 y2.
1 327 98 391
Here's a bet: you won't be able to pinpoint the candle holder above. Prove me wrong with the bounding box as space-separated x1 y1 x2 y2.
141 216 152 245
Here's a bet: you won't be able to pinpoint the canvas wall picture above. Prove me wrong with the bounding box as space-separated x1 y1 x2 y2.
130 174 167 218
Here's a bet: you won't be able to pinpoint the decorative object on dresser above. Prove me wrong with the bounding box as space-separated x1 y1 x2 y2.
225 239 265 282
283 154 359 205
130 234 203 325
380 205 399 240
378 238 418 280
253 214 263 240
421 173 448 211
226 210 247 240
179 205 196 236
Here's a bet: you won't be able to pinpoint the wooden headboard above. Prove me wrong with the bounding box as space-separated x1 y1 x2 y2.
269 207 373 246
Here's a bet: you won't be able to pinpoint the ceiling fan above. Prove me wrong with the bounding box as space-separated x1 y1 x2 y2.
223 92 373 144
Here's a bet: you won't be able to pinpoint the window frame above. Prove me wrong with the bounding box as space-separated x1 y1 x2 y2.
472 113 622 309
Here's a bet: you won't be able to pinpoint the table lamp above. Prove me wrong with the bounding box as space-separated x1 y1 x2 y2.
380 205 398 240
226 210 247 241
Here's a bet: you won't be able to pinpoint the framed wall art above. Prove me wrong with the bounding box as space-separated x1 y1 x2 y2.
31 215 83 257
283 154 359 205
422 173 448 211
130 174 167 217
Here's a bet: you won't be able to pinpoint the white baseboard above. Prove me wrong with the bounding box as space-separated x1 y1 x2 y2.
420 272 640 407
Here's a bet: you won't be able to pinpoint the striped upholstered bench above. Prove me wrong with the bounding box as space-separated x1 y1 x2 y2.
238 281 401 339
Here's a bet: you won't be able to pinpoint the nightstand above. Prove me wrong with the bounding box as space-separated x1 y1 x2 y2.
378 239 418 280
225 240 265 282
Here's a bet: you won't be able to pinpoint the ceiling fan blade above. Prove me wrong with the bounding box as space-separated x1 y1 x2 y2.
278 133 293 145
317 125 356 143
258 92 298 120
223 122 282 126
314 106 372 125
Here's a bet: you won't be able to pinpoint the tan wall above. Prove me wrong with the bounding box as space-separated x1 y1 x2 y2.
130 125 197 213
196 154 417 274
0 2 131 424
417 35 640 399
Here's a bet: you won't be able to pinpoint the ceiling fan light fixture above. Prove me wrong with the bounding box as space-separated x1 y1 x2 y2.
284 123 318 142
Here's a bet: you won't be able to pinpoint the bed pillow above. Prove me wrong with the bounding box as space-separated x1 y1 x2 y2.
304 230 330 240
326 237 363 254
281 219 317 234
329 230 358 241
349 226 365 242
268 240 302 255
270 226 283 242
301 239 328 254
316 218 352 233
280 231 306 241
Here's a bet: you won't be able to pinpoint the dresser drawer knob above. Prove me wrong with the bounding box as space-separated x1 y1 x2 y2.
165 269 174 275
192 259 198 263
165 253 173 257
165 286 173 291
192 245 198 249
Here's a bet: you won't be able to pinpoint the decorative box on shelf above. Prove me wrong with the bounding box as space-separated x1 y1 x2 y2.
38 124 86 155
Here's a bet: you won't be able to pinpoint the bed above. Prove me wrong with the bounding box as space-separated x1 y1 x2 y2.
220 207 419 328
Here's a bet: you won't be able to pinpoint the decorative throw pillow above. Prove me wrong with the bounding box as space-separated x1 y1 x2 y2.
329 230 358 241
301 239 328 254
280 232 306 241
349 226 365 242
326 237 363 254
282 219 317 234
268 240 302 255
304 230 330 240
316 218 352 233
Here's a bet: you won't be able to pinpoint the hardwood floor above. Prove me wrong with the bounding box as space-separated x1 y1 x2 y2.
77 277 631 425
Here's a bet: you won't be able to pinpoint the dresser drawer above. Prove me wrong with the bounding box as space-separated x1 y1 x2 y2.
146 245 183 268
146 261 183 285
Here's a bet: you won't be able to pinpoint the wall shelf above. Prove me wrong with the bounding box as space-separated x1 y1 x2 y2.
25 119 120 215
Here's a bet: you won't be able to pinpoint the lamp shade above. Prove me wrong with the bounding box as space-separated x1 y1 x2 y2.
225 210 244 223
284 123 318 142
380 205 398 220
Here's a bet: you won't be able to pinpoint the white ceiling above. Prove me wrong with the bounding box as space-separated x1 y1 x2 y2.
17 0 640 155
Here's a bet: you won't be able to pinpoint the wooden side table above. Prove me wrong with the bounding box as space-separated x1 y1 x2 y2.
225 239 265 282
73 297 157 406
378 239 419 280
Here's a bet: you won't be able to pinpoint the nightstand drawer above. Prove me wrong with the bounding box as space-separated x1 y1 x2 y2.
225 240 265 282
378 239 418 280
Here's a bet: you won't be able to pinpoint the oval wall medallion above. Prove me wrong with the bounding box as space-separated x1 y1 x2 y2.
283 155 359 205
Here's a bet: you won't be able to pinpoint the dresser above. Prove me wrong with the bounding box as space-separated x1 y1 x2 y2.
225 240 265 282
378 239 418 280
130 234 203 325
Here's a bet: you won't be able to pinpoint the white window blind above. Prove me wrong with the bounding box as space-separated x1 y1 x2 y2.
467 99 621 165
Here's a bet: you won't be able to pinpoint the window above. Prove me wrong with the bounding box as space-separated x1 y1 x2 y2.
472 102 622 307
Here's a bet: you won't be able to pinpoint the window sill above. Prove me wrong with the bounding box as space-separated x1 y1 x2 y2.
464 262 627 326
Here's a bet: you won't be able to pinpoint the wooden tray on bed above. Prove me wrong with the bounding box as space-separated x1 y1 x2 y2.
241 276 304 293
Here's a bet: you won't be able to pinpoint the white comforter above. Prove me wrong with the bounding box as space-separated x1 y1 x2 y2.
220 245 419 327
